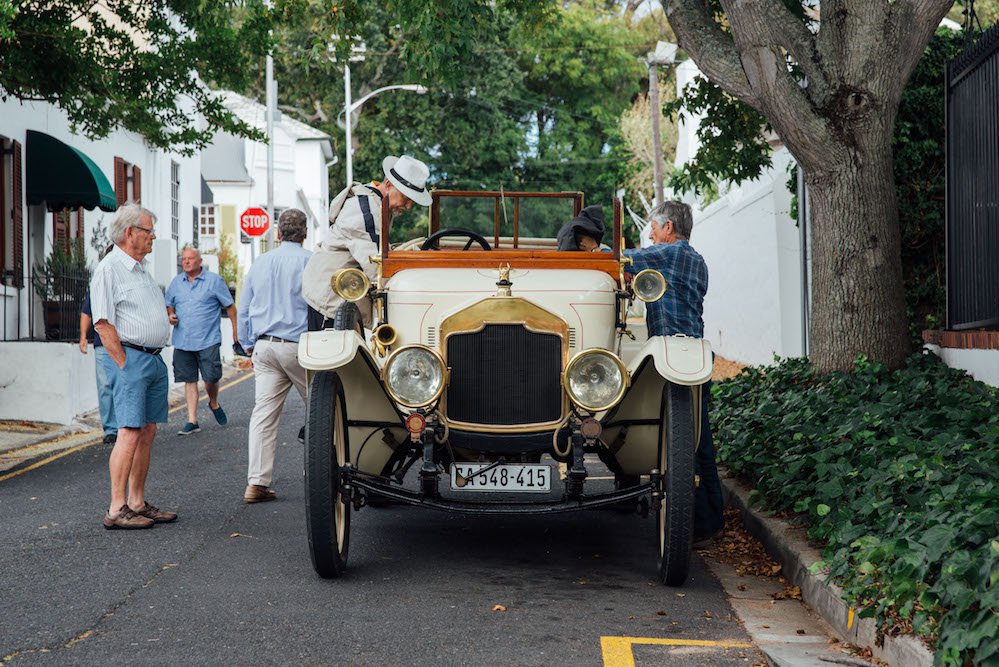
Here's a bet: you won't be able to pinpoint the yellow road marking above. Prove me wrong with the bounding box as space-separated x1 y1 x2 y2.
601 636 754 667
0 372 253 483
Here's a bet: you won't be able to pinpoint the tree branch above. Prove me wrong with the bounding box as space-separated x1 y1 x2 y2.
662 1 758 107
723 0 832 105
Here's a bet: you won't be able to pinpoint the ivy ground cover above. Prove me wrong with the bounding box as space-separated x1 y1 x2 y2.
711 353 999 666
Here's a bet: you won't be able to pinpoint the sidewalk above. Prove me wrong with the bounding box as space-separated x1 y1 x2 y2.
0 360 250 478
718 470 935 667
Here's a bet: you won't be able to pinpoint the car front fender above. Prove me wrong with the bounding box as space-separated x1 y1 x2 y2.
600 335 713 475
298 330 406 476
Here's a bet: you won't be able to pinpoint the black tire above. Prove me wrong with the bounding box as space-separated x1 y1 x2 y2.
333 302 361 332
656 381 696 587
305 371 351 578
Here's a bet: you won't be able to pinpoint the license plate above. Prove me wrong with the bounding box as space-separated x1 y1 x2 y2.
449 463 551 493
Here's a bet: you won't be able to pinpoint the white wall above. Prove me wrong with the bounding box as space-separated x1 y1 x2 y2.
0 342 97 424
925 345 999 388
691 148 804 365
671 63 806 366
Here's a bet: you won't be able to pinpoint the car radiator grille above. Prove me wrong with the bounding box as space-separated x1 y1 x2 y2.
446 324 563 425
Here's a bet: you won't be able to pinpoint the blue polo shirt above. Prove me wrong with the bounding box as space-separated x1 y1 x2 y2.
165 268 234 351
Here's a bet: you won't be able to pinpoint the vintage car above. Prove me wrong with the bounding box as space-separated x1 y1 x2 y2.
297 190 713 586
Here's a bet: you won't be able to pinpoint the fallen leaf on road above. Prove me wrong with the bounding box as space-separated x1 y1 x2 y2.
656 610 667 616
796 629 806 635
675 592 686 597
230 532 254 538
737 584 747 591
704 610 713 619
576 579 588 585
492 604 507 612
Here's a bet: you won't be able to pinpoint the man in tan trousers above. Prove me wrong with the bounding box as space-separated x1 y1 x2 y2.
236 210 312 503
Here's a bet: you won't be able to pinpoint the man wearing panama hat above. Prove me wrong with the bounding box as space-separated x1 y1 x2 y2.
302 154 432 329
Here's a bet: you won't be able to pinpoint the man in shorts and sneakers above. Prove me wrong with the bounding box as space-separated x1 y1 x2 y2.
90 203 177 529
165 247 237 435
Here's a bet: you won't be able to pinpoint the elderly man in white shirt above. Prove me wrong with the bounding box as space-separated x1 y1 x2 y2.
90 202 176 530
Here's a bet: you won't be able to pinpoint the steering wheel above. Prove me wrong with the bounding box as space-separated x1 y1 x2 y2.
420 228 493 251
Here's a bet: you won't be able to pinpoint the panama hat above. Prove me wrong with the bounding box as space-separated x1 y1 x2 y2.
382 155 433 207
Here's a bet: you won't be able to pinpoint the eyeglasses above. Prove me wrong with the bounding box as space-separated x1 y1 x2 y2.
131 225 156 236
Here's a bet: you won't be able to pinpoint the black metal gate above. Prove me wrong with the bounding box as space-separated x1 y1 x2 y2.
946 25 999 330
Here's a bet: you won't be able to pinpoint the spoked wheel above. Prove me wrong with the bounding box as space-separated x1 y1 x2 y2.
305 371 351 578
656 381 696 586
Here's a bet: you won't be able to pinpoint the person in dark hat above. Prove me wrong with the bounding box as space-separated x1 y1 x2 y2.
556 204 605 251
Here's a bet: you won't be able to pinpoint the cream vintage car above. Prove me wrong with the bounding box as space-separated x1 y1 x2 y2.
297 190 712 586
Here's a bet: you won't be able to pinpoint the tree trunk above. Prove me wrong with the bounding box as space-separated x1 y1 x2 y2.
805 147 911 372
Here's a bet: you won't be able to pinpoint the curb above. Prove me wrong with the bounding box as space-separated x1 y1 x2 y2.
720 471 934 667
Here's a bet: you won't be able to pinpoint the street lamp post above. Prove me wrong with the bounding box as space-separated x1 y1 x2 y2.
342 63 427 185
647 41 678 207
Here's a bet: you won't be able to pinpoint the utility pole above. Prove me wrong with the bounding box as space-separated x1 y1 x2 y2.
265 53 275 252
344 63 353 186
647 41 678 207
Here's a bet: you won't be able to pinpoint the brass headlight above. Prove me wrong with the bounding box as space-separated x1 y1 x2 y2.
563 349 629 413
633 269 667 302
331 268 371 302
383 345 447 408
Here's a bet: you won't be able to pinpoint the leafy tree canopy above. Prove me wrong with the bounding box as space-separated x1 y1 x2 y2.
0 0 274 152
252 1 650 240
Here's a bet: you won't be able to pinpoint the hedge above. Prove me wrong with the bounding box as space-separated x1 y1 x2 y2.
712 353 999 666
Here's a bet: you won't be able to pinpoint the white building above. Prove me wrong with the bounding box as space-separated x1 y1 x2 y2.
0 98 204 423
200 90 334 278
671 60 808 367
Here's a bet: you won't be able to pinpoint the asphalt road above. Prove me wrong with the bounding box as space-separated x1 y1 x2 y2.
0 371 759 667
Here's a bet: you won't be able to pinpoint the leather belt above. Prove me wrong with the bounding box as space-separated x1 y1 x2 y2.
122 342 163 356
257 334 295 344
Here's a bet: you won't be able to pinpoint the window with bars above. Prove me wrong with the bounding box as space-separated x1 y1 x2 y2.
199 205 217 237
170 161 180 242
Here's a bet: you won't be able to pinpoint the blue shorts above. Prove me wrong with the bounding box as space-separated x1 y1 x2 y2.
103 347 169 427
172 344 222 384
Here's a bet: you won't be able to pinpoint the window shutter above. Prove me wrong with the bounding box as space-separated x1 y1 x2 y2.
132 165 141 204
53 210 69 249
12 140 23 288
114 157 126 206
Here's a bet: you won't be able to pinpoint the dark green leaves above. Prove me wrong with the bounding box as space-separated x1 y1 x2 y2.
713 353 999 665
0 0 274 152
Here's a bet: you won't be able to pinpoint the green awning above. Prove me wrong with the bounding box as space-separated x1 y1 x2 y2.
26 130 118 212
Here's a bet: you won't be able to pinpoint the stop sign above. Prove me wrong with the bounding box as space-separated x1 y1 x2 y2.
239 207 271 237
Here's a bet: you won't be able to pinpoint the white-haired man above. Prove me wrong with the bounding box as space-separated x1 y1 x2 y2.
623 200 723 545
90 202 177 529
302 154 432 330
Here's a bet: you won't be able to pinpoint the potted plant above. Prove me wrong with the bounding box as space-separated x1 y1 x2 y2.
31 239 91 341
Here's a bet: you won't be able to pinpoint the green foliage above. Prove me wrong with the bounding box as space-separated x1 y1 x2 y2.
0 1 274 152
258 2 647 240
32 239 91 302
893 30 964 342
713 354 999 665
209 232 240 288
665 77 773 195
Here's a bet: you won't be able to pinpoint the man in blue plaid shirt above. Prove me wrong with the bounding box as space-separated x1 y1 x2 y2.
624 200 724 543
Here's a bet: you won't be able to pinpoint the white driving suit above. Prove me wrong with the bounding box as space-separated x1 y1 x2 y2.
301 183 383 328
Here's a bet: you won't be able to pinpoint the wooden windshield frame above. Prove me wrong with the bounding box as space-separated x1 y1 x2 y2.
380 191 623 279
